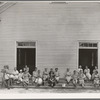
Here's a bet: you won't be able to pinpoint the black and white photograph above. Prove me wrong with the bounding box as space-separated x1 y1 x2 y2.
0 0 100 98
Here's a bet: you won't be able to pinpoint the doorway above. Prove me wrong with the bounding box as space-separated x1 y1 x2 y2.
79 49 98 74
17 48 36 74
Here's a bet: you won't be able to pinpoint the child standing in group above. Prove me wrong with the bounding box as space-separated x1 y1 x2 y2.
72 70 78 88
54 68 60 83
93 71 100 88
65 68 72 85
78 70 85 88
1 66 7 88
1 65 11 89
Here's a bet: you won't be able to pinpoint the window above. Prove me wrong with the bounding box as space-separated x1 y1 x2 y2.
17 41 36 48
79 42 98 48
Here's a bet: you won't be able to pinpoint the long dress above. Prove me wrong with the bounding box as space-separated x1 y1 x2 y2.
65 71 72 82
92 69 98 80
32 71 38 82
84 68 91 80
48 71 56 87
35 73 43 85
4 69 10 80
78 73 85 85
55 71 60 82
22 72 31 84
10 70 19 80
18 72 23 82
78 68 83 73
3 68 11 88
42 71 48 81
72 73 78 84
94 74 99 85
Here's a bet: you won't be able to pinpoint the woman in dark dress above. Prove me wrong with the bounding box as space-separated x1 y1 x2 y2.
48 68 56 87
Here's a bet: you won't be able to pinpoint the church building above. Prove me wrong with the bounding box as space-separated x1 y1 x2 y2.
0 1 100 79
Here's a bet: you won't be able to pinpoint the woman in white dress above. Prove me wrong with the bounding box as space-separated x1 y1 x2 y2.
35 70 43 86
92 66 98 80
12 67 19 80
18 69 23 83
93 71 100 88
84 66 91 81
65 68 72 84
9 67 19 85
78 65 83 73
54 68 60 83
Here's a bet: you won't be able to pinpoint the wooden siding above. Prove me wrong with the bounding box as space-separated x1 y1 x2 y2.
0 2 100 79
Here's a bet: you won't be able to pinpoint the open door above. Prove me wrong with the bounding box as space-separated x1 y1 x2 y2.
17 48 36 74
79 49 97 74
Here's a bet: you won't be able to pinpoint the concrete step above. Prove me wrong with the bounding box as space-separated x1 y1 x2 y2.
12 82 94 86
0 78 95 89
8 85 100 89
0 82 98 89
0 82 94 86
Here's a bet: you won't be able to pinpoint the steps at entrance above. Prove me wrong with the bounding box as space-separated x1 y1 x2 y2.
0 78 98 89
9 85 98 89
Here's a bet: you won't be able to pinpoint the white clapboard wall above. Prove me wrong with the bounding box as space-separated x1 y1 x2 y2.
0 2 100 79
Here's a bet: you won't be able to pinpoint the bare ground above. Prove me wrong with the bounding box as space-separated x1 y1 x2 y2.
0 88 100 93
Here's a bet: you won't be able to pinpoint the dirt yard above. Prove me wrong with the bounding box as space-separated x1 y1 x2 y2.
0 88 100 93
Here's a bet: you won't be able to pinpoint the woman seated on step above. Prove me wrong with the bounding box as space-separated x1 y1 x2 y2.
92 66 98 80
17 69 23 83
93 71 100 88
9 67 19 85
72 70 78 88
35 70 43 86
48 68 56 87
22 68 31 89
64 68 72 85
78 70 86 88
24 65 29 73
78 65 83 73
54 68 60 84
32 67 38 85
42 68 49 85
84 66 91 81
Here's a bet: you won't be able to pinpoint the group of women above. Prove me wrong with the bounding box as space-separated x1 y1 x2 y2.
64 65 99 88
1 65 100 89
1 65 60 89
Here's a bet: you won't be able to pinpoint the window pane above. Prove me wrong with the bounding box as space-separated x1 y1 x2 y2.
79 42 97 48
17 42 36 46
93 43 97 47
89 43 92 47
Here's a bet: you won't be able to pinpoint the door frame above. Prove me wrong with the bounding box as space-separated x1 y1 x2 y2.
77 40 98 70
15 41 37 69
